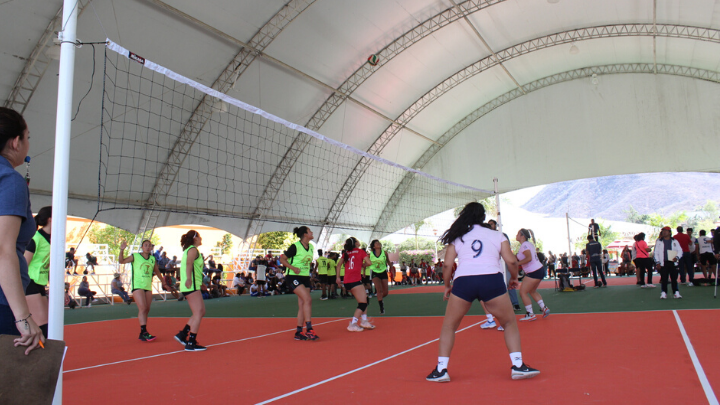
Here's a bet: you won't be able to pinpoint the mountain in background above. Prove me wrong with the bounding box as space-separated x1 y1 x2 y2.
521 172 720 221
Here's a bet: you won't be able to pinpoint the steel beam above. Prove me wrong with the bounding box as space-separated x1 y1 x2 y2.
318 23 720 247
369 63 720 240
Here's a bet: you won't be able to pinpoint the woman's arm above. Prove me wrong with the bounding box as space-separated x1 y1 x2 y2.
185 248 198 289
279 254 300 275
517 249 532 266
442 245 456 300
0 216 44 353
118 241 134 264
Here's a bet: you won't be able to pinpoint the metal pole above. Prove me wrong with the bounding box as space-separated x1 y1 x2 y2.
493 178 502 232
49 1 79 403
566 213 572 255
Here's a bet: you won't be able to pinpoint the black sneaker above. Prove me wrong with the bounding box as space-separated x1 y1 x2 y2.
138 332 156 342
380 307 385 315
511 363 540 380
185 341 207 352
174 331 188 346
294 332 308 341
426 368 450 382
513 305 522 311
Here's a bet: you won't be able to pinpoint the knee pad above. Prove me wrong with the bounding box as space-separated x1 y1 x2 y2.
357 302 368 312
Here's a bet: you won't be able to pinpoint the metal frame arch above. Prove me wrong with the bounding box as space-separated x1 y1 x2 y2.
369 63 720 240
134 0 316 237
318 24 720 247
242 0 508 246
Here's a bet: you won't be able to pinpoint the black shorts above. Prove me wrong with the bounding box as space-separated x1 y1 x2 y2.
701 252 717 266
318 274 329 284
182 290 199 297
372 271 388 280
25 280 47 296
361 275 371 284
132 288 151 293
451 273 507 303
287 275 311 292
344 281 363 291
257 280 266 286
524 267 547 280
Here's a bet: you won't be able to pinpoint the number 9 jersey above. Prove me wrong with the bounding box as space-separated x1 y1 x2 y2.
452 225 507 279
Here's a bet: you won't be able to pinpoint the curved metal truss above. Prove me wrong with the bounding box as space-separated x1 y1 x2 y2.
369 63 720 240
242 0 506 243
4 1 91 113
317 24 720 247
135 0 315 236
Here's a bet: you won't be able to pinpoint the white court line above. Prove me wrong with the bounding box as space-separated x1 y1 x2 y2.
63 318 347 373
255 320 485 405
673 310 719 405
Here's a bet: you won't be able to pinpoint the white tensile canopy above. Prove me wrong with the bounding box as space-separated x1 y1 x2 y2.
3 0 720 244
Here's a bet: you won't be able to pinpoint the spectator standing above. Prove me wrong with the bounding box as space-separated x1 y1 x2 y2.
23 206 52 338
546 251 556 279
586 236 605 288
601 250 610 278
654 226 682 299
588 219 601 240
634 233 654 288
673 226 694 286
66 247 78 275
256 259 267 297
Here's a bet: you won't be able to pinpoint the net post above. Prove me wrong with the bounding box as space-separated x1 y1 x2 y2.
49 1 79 404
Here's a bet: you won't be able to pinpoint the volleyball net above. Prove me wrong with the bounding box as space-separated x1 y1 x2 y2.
98 40 491 237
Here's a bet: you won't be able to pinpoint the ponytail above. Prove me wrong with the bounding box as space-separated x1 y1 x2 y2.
34 206 52 229
344 237 356 252
293 226 309 239
181 230 197 250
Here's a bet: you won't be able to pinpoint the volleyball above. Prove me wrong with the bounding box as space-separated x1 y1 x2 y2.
367 54 379 66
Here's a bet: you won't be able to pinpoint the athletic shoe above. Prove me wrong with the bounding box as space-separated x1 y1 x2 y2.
178 296 185 301
294 332 308 341
687 282 694 287
126 300 132 305
347 323 364 332
513 305 522 311
593 285 600 289
647 284 656 288
320 295 328 300
660 291 667 299
426 368 450 382
87 303 92 307
640 285 647 288
360 320 375 330
305 330 319 341
480 320 497 329
511 363 541 380
519 313 536 322
174 332 188 346
184 341 207 351
380 307 385 315
542 307 550 318
498 325 504 331
138 332 156 342
674 291 682 299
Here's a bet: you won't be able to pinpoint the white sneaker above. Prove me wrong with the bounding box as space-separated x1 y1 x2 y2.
687 282 694 287
640 285 647 289
87 303 92 307
498 325 504 331
519 313 537 322
347 323 364 332
359 320 375 330
660 292 667 299
647 284 656 288
481 320 497 329
674 291 682 299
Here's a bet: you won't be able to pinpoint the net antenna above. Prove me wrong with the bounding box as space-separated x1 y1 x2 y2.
99 40 493 263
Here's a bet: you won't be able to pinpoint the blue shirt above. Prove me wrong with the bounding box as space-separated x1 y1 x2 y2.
0 156 35 306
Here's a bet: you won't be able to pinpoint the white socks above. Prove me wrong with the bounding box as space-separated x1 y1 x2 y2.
486 314 494 322
537 300 546 310
437 356 449 372
509 352 523 368
361 314 368 321
525 305 533 314
351 317 358 324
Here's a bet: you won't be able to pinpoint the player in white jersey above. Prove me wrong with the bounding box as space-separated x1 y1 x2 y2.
426 202 540 383
516 228 550 322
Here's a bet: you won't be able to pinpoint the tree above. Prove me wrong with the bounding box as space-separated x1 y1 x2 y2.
408 220 428 250
380 239 396 253
256 231 296 250
215 233 233 255
87 224 160 260
453 196 497 219
624 205 651 224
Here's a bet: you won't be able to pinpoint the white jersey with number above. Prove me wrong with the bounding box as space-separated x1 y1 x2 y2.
452 225 506 279
698 236 713 254
517 241 543 273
